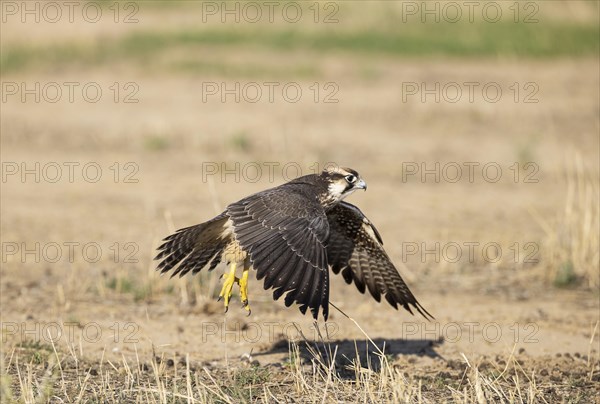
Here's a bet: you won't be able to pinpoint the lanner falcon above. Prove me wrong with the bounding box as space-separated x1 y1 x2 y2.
156 167 432 321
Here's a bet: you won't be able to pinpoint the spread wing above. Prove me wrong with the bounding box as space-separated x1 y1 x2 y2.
226 183 331 320
326 202 433 320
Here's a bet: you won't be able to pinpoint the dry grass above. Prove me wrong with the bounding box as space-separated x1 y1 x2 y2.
3 321 598 403
3 306 599 403
534 152 600 289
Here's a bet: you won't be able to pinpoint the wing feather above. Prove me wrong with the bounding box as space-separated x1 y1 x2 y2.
227 183 330 320
285 261 315 309
273 256 305 300
326 202 433 320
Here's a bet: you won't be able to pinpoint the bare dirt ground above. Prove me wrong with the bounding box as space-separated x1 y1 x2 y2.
2 2 599 402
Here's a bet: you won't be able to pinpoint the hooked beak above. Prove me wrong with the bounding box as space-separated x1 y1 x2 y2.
355 178 367 191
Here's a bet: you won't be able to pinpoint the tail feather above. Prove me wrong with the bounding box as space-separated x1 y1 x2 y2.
155 213 230 276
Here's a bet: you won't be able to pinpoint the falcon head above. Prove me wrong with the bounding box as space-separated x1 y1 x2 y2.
320 166 367 206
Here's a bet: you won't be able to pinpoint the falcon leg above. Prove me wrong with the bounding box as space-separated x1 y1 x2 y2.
218 262 239 313
239 266 251 315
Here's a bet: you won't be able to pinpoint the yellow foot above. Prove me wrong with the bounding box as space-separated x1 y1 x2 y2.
239 268 251 316
218 262 238 313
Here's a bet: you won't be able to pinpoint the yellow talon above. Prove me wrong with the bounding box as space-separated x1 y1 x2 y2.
217 262 251 315
218 262 238 312
239 267 251 315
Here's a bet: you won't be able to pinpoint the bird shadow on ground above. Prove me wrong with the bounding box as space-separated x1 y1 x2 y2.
255 337 444 377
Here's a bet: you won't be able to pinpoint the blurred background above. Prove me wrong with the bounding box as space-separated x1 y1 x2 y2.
1 0 599 400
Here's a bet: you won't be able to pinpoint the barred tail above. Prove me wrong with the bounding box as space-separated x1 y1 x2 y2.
155 213 230 278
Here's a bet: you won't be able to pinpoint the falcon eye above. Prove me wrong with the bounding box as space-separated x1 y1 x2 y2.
345 174 357 184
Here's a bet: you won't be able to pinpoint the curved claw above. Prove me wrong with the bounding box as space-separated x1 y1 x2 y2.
241 299 251 316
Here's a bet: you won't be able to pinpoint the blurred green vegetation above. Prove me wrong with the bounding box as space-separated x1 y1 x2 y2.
143 134 171 151
2 21 598 75
553 260 579 288
170 59 319 78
